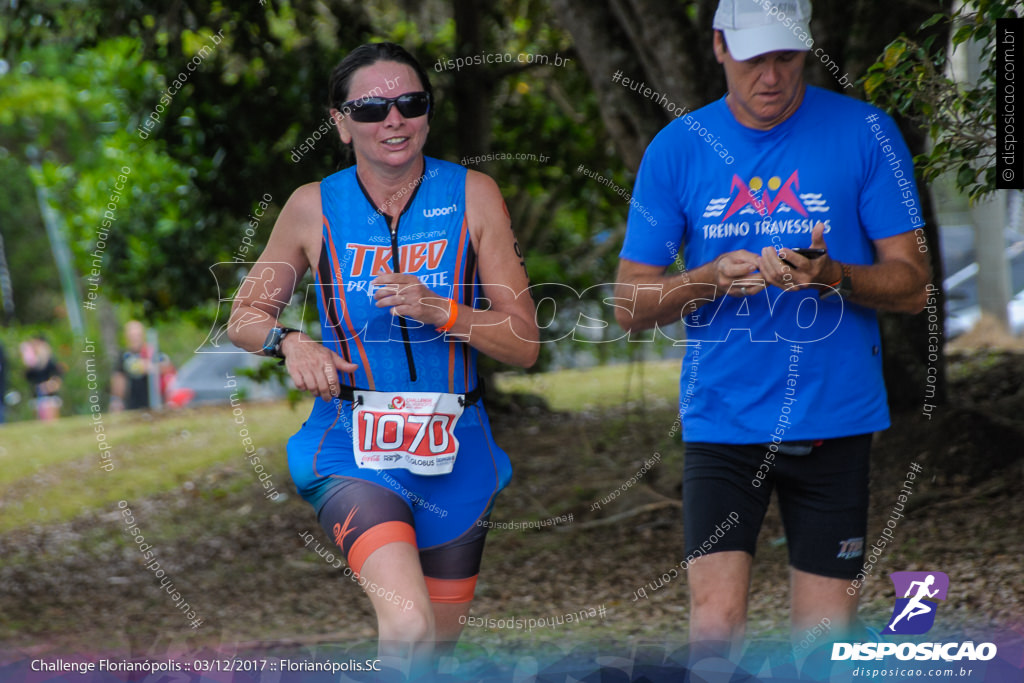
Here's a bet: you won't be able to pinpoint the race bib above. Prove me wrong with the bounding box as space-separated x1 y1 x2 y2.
352 390 464 475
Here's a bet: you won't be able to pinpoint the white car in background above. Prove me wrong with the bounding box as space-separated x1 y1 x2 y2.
166 342 289 407
939 224 1024 339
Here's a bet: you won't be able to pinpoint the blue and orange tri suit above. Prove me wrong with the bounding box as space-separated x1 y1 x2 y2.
287 157 512 602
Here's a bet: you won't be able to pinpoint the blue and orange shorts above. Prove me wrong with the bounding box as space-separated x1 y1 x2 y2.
287 398 512 603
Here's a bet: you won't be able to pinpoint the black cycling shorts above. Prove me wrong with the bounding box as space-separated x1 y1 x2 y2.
682 435 871 579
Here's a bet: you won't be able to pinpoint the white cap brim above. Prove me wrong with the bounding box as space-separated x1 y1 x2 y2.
722 21 811 61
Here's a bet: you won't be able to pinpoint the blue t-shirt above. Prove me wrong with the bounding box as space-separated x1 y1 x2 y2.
621 86 923 443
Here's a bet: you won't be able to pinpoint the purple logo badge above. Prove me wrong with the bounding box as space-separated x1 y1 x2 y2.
882 571 949 635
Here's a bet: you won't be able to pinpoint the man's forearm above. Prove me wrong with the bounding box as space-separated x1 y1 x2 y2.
615 263 721 332
826 259 930 313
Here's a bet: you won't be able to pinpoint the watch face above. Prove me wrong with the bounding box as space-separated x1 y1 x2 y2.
263 328 282 354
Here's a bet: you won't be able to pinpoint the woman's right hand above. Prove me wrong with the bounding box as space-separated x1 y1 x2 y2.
280 332 359 402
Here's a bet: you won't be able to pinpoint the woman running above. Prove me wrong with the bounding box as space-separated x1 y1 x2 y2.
228 42 538 673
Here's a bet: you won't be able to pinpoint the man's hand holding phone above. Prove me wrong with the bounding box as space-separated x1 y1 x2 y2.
780 247 826 265
757 222 841 291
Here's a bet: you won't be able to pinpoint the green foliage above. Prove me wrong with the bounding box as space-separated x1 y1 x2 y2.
0 1 375 320
863 1 1009 202
0 156 59 324
0 0 633 380
4 37 199 312
392 1 632 367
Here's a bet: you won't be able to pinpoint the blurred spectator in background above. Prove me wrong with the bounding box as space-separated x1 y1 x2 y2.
20 336 62 421
111 320 175 411
0 339 7 424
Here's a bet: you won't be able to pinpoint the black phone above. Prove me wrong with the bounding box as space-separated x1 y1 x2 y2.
790 248 826 259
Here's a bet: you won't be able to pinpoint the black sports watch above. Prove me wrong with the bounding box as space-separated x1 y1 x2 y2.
262 326 298 359
821 263 853 300
836 264 854 298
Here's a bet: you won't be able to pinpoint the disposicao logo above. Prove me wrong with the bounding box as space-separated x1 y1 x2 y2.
831 571 997 662
883 571 948 635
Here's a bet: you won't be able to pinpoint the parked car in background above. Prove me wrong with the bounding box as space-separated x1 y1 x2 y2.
166 343 289 407
939 224 1024 339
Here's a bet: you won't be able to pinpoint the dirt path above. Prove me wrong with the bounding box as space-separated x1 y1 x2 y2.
1 354 1021 661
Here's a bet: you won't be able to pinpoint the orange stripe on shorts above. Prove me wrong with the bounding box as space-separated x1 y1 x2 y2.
424 575 479 604
347 521 417 576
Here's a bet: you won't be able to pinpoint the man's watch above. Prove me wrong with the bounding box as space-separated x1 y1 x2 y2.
821 263 853 299
262 326 298 359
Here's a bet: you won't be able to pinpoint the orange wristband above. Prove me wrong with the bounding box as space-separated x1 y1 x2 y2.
824 262 843 288
436 299 459 332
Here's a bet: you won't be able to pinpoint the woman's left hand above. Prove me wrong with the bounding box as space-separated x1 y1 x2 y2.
372 273 451 327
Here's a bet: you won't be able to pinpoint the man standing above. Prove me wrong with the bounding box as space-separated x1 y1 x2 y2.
111 320 174 411
614 0 930 655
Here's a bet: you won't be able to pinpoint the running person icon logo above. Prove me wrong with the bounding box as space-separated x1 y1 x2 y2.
882 571 950 635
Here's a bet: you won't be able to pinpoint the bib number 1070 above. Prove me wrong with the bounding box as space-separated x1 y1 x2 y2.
358 411 456 457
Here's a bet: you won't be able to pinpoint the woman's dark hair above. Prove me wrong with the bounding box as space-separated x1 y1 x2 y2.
328 42 433 113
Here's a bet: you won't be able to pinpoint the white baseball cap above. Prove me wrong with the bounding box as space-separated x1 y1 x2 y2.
713 0 813 61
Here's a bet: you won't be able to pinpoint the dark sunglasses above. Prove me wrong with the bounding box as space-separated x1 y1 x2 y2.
341 91 432 123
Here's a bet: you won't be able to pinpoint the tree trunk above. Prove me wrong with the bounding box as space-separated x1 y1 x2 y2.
452 0 494 163
0 224 14 323
549 0 725 170
830 0 953 409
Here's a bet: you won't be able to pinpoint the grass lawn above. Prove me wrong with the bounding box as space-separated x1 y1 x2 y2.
0 359 681 534
0 401 304 533
495 359 680 411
